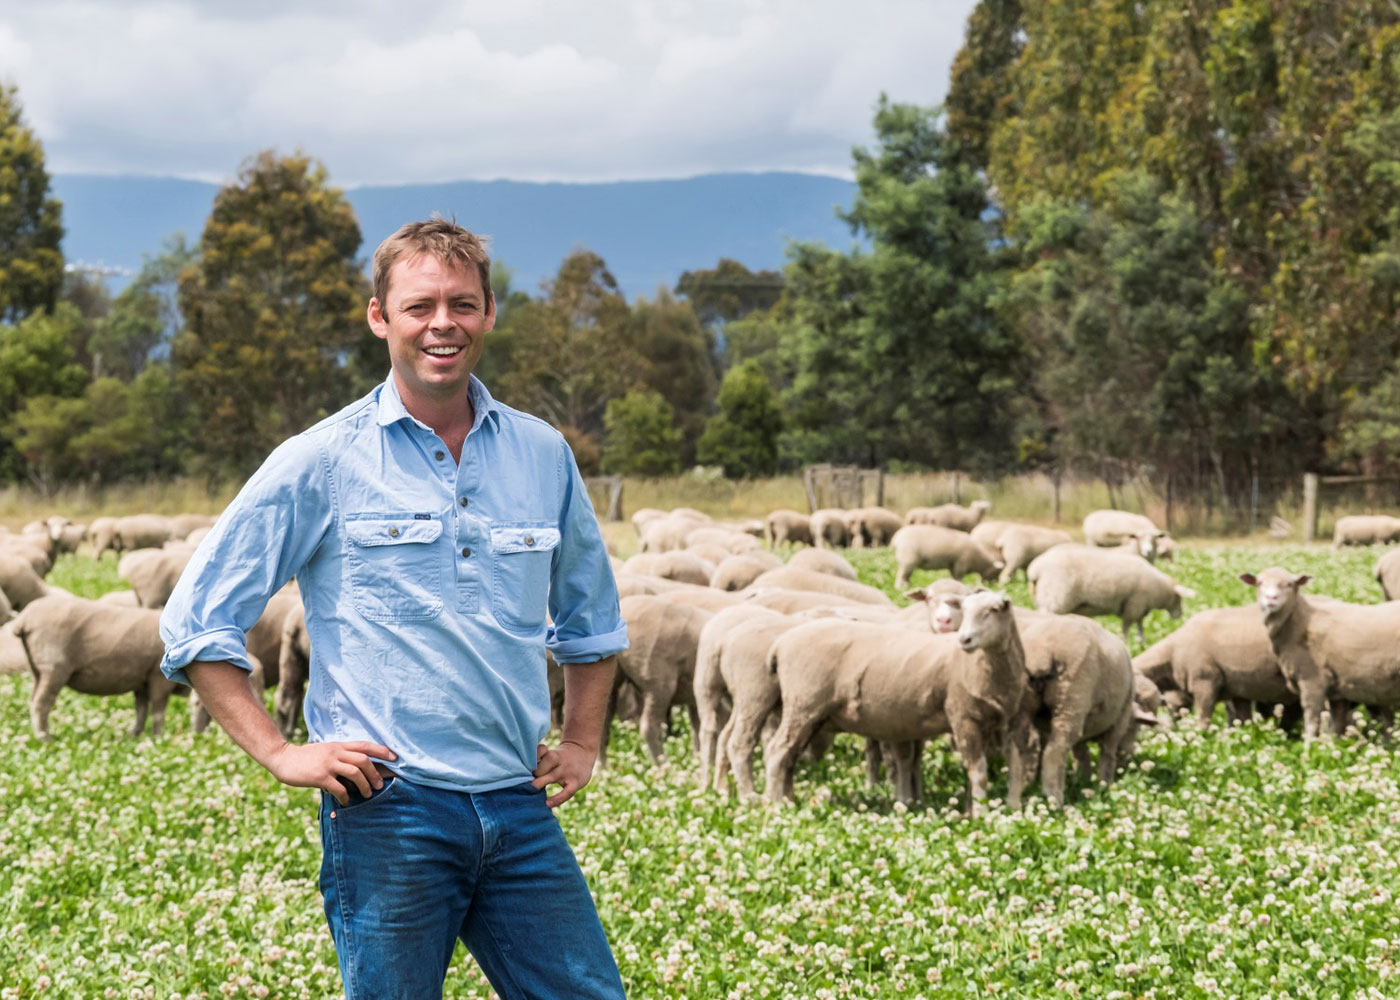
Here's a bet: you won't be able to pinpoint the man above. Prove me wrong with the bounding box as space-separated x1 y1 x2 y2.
159 218 629 999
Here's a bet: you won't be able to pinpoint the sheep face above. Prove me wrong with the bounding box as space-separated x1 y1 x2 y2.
1240 567 1311 617
956 591 1012 652
903 580 971 634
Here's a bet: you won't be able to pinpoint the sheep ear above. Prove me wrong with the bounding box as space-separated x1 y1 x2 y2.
1294 573 1312 588
903 588 927 602
994 594 1011 612
1239 573 1259 587
1174 584 1197 599
1134 707 1161 726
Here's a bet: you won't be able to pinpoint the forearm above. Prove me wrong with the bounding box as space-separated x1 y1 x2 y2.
560 656 616 753
186 660 288 770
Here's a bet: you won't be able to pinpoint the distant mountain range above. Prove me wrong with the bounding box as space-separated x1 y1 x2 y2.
52 172 860 301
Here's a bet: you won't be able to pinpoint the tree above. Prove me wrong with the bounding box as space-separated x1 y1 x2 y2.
625 288 719 463
90 238 192 380
601 391 683 476
697 361 782 478
493 250 644 439
174 151 369 478
675 259 785 328
945 0 1024 170
0 84 64 323
782 97 1021 472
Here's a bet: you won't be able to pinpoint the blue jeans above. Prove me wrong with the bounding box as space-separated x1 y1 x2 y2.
318 776 626 999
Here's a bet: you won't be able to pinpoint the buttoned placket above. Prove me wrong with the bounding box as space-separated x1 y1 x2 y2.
451 419 485 616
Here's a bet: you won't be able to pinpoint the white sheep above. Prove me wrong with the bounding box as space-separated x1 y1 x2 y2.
1082 509 1165 547
844 507 904 548
1333 515 1400 548
1376 547 1400 600
1132 604 1298 729
764 509 813 547
1027 544 1194 642
904 500 991 532
994 525 1073 583
763 595 1035 813
808 509 851 549
709 551 783 591
747 566 893 607
785 547 859 581
1242 567 1400 740
890 525 1004 589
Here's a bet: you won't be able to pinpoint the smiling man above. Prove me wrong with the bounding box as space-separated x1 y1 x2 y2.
159 217 629 999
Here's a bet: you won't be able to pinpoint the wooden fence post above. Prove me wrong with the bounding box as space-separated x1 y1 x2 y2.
1302 473 1319 543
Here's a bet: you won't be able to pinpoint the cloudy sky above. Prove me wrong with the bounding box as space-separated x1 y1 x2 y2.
1 0 976 187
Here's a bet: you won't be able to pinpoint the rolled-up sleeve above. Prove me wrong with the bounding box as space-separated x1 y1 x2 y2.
546 439 628 664
159 434 334 685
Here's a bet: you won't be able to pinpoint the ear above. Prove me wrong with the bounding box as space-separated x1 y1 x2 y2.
902 588 927 602
1239 573 1259 587
994 594 1011 612
1134 707 1161 726
367 297 389 340
1294 573 1312 588
1174 584 1197 599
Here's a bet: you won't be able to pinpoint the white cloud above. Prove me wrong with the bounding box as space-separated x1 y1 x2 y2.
0 0 977 185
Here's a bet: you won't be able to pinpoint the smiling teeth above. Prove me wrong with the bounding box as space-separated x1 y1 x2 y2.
425 346 462 356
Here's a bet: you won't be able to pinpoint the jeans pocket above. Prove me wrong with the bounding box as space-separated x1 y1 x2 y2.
333 775 402 813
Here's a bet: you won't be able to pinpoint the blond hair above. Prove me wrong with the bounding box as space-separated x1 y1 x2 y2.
371 215 492 307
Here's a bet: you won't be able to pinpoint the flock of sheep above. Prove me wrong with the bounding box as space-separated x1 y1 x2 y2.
611 502 1400 812
0 513 309 744
4 500 1400 815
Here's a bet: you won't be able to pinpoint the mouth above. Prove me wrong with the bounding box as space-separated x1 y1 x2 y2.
423 345 464 358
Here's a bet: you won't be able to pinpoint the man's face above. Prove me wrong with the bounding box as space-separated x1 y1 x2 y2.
367 253 495 403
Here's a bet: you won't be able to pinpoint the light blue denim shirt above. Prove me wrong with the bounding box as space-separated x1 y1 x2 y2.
159 374 628 793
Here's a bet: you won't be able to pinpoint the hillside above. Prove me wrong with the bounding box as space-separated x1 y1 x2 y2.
52 172 858 300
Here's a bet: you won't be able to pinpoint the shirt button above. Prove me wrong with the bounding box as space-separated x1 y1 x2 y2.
459 497 469 507
525 536 535 546
388 527 400 538
461 547 471 558
434 450 446 461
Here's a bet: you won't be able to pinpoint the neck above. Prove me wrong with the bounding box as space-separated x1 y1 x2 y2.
972 625 1027 702
394 372 475 442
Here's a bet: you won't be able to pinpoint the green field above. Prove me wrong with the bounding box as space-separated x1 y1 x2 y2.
3 544 1399 998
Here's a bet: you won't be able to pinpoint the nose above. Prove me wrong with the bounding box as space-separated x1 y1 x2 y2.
958 634 974 650
935 615 953 632
429 301 456 331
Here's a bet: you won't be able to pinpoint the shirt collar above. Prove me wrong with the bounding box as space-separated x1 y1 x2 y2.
375 372 502 435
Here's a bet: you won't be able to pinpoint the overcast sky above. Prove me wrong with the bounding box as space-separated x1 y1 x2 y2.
1 0 976 187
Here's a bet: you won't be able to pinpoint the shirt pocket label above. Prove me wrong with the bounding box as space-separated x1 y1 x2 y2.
346 515 444 622
490 523 560 633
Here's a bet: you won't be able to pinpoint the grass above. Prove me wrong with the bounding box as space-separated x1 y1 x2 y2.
2 543 1398 997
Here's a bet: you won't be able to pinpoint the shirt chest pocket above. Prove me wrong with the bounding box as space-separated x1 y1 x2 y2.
490 524 561 634
346 517 445 622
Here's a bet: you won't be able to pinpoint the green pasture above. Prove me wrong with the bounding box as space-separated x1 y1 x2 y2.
2 543 1399 997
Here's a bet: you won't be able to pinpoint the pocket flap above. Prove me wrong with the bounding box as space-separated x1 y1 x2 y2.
347 518 443 547
491 525 561 555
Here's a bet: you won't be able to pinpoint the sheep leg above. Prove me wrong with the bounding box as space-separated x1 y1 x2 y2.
894 561 912 591
865 740 884 787
1328 699 1352 737
1039 724 1079 809
28 668 70 742
1372 706 1394 740
952 724 989 816
763 712 824 805
148 680 174 738
131 688 150 738
1071 743 1093 783
637 687 672 764
695 700 725 788
724 709 770 800
686 702 701 756
887 740 922 806
711 716 735 792
191 691 213 735
1188 676 1220 730
1225 698 1253 726
598 675 623 767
